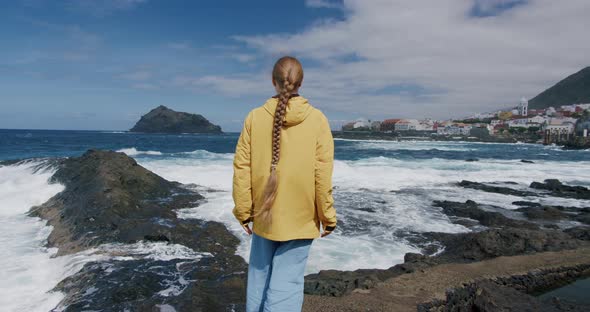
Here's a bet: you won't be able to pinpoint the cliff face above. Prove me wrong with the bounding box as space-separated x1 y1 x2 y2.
130 105 222 133
529 66 590 109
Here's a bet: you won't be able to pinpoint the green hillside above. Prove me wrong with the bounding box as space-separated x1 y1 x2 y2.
529 66 590 109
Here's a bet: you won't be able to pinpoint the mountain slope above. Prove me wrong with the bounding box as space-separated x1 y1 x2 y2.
529 66 590 109
130 105 222 133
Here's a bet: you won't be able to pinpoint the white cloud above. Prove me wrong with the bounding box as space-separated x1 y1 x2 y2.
171 74 271 97
223 0 590 120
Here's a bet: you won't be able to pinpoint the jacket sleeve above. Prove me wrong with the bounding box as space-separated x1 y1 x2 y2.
315 113 337 230
232 111 253 224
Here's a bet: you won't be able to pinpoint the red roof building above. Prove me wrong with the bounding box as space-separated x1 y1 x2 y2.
380 119 401 131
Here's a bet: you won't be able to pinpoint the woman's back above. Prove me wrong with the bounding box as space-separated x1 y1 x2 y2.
232 56 336 311
233 95 336 240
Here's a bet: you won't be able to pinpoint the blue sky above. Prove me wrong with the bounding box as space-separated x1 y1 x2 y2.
1 0 589 131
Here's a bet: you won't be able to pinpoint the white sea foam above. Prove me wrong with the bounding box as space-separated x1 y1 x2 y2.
0 162 212 311
350 140 473 152
136 144 590 274
87 241 212 261
116 147 163 156
0 162 67 312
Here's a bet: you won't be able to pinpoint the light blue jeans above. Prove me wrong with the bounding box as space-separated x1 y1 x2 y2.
247 233 314 312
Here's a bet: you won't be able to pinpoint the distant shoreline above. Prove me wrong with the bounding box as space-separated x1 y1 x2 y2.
332 130 524 144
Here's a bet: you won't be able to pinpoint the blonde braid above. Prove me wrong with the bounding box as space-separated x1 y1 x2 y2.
255 79 294 222
254 56 303 224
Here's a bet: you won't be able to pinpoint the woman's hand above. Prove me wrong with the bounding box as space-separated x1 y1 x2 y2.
321 225 336 237
242 223 252 235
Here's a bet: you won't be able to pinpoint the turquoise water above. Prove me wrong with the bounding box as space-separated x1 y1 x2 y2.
538 277 590 305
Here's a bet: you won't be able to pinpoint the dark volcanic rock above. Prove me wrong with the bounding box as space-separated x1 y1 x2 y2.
434 200 538 229
29 150 247 311
28 149 207 254
130 105 222 133
513 202 590 225
418 264 590 312
530 179 590 200
428 228 585 263
458 180 538 197
564 227 590 241
305 226 588 297
304 258 436 297
513 200 542 207
517 206 569 221
305 196 590 297
419 281 555 312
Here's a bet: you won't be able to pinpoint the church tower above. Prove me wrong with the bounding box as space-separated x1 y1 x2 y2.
518 97 528 116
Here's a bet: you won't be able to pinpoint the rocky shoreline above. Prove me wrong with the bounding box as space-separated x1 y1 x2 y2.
28 150 246 311
332 131 522 144
303 179 590 311
17 149 590 311
418 264 590 311
303 248 590 312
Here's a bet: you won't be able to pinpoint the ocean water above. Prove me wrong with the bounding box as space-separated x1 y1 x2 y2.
1 129 590 310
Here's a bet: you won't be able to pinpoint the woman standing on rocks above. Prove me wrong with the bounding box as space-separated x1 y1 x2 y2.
232 56 338 312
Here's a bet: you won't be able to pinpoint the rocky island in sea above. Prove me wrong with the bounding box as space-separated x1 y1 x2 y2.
130 105 223 134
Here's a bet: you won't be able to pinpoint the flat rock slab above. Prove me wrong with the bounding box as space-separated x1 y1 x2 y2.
302 248 590 312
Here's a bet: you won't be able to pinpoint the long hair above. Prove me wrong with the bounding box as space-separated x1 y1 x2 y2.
254 56 304 222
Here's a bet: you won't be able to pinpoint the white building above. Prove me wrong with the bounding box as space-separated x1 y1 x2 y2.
508 118 529 127
490 119 503 126
544 118 575 134
370 120 382 131
417 119 435 131
561 105 576 112
528 115 547 124
353 118 371 129
545 122 575 134
518 97 528 116
395 119 420 131
437 123 472 135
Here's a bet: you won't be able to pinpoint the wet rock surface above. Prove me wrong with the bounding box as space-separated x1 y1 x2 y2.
433 199 538 229
304 258 436 297
458 180 538 197
418 264 590 312
305 180 590 301
427 228 586 263
512 201 590 225
29 150 247 311
530 179 590 200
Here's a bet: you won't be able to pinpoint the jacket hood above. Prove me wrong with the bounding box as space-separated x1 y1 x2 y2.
263 95 314 127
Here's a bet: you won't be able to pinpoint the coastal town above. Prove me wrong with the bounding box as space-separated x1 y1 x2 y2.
339 98 590 148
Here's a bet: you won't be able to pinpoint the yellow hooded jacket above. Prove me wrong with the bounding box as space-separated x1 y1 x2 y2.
232 95 337 241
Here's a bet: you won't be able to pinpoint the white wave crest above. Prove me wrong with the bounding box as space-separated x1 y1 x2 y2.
116 147 163 156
